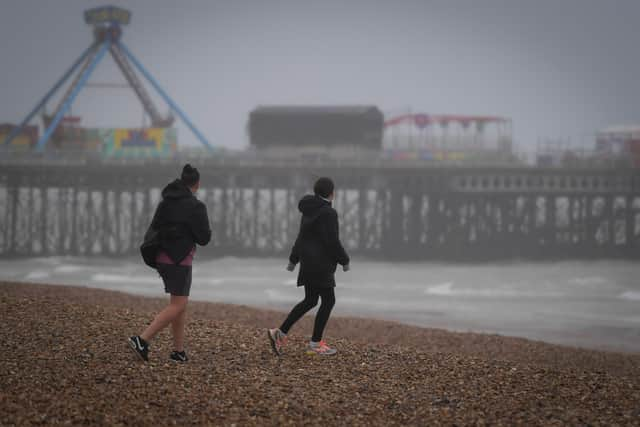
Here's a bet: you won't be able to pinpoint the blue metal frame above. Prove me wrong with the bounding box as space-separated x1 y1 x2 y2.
3 44 95 147
117 41 213 151
35 40 112 151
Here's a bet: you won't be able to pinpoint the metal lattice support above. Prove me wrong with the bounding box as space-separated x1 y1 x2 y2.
109 44 172 127
36 41 112 152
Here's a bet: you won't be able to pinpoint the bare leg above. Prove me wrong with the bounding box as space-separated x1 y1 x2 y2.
171 307 187 352
141 295 188 342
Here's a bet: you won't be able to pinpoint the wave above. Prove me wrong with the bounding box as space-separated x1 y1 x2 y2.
619 291 640 301
91 273 158 285
24 271 51 280
424 282 565 298
263 288 299 303
200 278 224 285
54 264 88 273
567 276 610 287
424 282 455 296
192 276 272 284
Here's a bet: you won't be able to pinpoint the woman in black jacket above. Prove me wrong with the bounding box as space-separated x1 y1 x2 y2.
268 177 350 356
128 164 211 362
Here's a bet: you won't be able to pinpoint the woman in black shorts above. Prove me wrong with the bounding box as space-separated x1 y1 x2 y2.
128 164 211 362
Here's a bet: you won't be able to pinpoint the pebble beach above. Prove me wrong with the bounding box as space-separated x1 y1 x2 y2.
1 281 639 425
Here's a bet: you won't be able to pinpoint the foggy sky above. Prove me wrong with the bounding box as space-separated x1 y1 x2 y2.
1 0 638 152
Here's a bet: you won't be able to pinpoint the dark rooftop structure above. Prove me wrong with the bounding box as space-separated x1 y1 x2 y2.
248 105 384 149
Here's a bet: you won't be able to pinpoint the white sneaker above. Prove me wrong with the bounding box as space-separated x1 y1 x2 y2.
307 340 337 356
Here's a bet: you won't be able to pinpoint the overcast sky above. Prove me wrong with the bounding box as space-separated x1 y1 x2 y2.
1 0 638 152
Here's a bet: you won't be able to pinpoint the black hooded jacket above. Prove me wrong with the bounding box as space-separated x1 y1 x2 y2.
289 194 350 288
150 179 211 264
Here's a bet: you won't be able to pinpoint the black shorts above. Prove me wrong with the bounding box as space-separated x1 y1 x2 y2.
157 264 192 296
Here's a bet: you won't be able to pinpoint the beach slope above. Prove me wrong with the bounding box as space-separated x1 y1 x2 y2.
1 282 639 425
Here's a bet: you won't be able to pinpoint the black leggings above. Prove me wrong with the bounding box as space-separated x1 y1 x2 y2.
279 285 336 342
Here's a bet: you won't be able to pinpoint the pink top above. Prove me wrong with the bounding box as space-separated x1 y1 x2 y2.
156 246 196 266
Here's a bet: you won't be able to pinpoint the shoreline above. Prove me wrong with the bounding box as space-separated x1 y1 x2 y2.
3 255 639 355
3 280 639 374
4 275 640 355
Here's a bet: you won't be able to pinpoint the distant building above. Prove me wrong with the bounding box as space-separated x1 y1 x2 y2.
596 125 640 167
247 105 518 165
248 105 384 159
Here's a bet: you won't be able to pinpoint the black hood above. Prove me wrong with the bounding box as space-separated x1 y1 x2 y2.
161 179 193 200
298 194 331 222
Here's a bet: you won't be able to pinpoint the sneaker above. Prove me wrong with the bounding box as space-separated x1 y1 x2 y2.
127 336 149 361
267 328 287 356
307 340 337 356
169 351 188 363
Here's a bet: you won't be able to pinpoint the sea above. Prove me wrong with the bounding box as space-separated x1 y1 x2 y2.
1 256 638 353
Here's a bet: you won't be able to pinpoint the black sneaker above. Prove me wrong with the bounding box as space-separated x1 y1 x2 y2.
169 351 188 363
127 336 149 361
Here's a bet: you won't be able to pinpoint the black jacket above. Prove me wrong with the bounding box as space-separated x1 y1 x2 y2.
150 179 211 264
289 195 350 288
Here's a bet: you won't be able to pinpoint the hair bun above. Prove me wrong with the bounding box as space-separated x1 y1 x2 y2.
180 163 200 187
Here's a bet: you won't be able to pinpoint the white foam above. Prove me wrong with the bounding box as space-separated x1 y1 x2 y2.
339 296 398 310
282 279 297 286
24 271 51 280
264 288 298 303
33 257 65 266
619 291 640 301
424 282 455 296
201 276 271 283
425 282 564 298
91 273 158 285
54 264 87 273
568 276 609 286
201 278 224 285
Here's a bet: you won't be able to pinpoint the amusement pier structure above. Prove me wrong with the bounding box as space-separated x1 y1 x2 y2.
1 7 640 260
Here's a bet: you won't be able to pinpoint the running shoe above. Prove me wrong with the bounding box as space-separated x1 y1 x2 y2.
307 340 337 356
267 328 287 356
169 351 188 363
127 336 149 361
